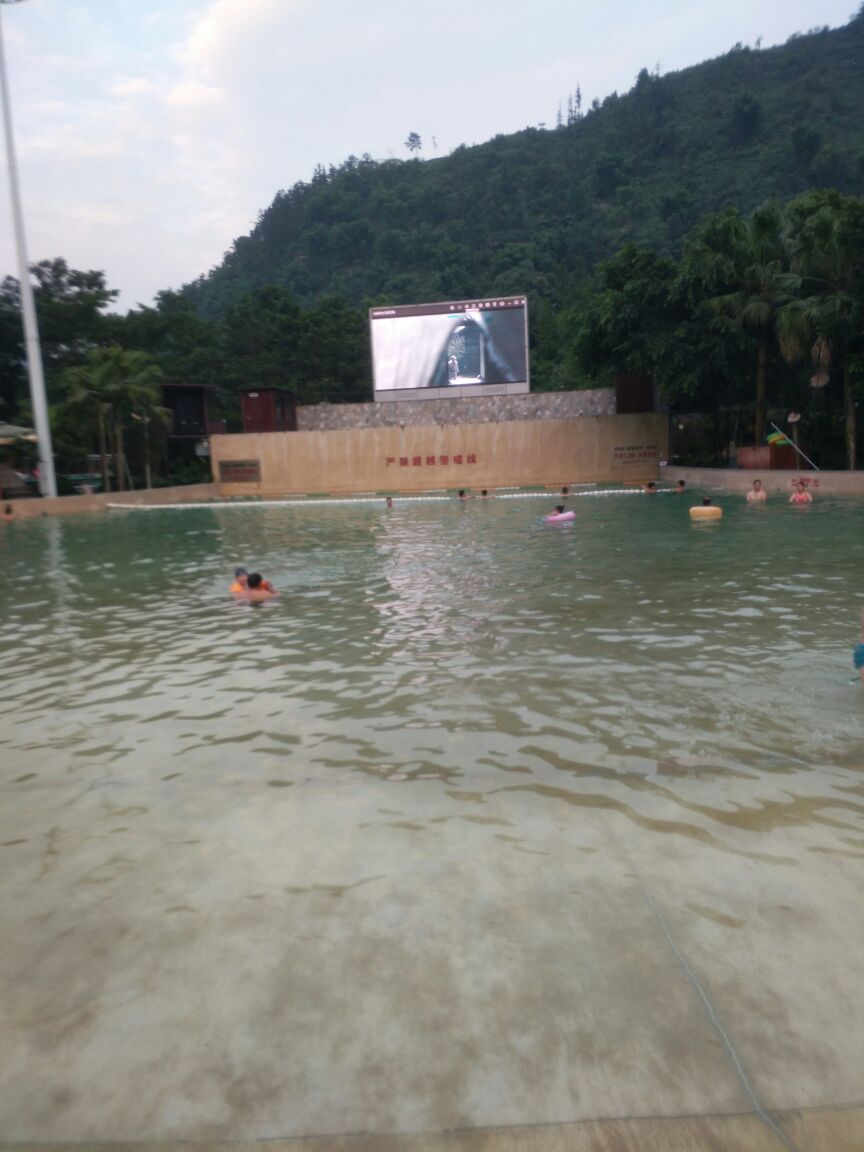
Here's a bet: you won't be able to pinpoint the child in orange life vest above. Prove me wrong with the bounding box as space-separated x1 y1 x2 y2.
230 567 275 595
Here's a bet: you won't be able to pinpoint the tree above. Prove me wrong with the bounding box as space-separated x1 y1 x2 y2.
575 244 680 382
63 347 164 491
115 290 224 390
30 259 118 398
683 204 794 443
220 286 303 394
0 259 119 418
779 190 864 469
730 94 761 144
0 277 24 419
405 132 422 156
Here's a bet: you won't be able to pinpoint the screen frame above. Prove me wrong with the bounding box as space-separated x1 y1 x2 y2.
369 295 530 402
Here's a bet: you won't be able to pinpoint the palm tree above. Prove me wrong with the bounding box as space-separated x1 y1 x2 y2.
130 393 172 489
779 191 864 471
64 346 164 491
684 204 795 445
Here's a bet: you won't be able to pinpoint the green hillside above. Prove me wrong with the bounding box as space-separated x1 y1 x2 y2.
183 12 864 317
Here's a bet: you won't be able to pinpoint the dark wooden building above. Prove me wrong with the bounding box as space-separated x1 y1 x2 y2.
615 373 655 414
240 388 297 434
160 384 225 464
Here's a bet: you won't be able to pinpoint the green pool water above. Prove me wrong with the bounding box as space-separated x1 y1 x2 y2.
2 491 861 792
1 490 863 1143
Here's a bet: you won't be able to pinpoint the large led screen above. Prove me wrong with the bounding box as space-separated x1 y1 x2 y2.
370 296 529 398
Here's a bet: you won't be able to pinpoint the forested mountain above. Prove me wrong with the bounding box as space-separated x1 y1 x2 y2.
182 12 864 318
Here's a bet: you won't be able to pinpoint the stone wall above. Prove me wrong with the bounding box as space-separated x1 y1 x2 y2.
661 465 864 496
297 389 615 431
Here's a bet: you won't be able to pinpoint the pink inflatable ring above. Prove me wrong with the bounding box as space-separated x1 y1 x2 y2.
545 510 576 523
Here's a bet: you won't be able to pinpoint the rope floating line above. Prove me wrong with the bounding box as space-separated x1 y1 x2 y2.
106 486 656 511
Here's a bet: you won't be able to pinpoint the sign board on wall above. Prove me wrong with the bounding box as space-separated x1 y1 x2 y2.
219 459 261 483
611 443 658 467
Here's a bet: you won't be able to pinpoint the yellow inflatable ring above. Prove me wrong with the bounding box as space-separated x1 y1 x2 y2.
689 505 723 520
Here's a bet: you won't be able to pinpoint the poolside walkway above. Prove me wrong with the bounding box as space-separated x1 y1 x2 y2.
2 763 863 1151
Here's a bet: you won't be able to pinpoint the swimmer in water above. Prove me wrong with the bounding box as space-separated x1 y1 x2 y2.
457 489 467 501
240 573 278 602
1 504 13 522
747 479 767 502
230 567 275 595
789 480 813 505
545 504 575 522
644 481 657 494
854 610 864 685
385 496 393 508
674 480 686 494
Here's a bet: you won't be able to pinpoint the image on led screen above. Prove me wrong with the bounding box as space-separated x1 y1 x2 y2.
370 298 528 392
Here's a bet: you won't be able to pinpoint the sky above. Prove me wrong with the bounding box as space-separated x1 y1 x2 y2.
0 0 858 312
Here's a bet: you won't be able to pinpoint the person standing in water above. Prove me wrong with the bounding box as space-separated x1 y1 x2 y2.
747 479 767 502
789 480 813 505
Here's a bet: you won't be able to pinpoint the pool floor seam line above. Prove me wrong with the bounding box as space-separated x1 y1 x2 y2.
0 1110 789 1149
0 1101 845 1149
639 884 801 1152
5 1099 862 1147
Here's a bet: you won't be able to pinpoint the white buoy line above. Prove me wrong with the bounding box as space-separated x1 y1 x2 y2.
106 486 657 512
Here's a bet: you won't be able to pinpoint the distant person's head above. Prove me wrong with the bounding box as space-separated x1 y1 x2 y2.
645 481 656 491
676 480 686 490
561 486 569 495
752 479 762 491
3 504 11 515
481 489 488 497
702 497 712 506
796 480 806 491
234 567 248 586
247 573 263 590
385 496 393 508
555 505 565 514
458 489 466 499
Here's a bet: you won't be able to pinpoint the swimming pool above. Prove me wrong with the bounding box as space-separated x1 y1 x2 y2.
2 491 863 1146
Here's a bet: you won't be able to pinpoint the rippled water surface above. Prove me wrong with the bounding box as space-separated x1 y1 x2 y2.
2 493 864 859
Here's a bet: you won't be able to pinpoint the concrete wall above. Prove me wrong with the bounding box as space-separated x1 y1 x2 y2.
297 389 615 431
0 483 220 519
212 414 667 496
661 466 864 496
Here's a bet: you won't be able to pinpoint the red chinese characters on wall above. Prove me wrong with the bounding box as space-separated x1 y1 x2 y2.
387 453 478 467
611 444 658 464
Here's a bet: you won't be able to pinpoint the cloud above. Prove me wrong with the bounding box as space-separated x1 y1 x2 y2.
181 0 294 77
164 80 222 109
111 78 158 97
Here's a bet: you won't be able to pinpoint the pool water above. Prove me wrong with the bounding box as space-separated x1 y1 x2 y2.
3 492 862 789
2 491 864 1142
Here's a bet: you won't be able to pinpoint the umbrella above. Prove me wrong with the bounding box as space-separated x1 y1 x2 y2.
0 423 38 445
